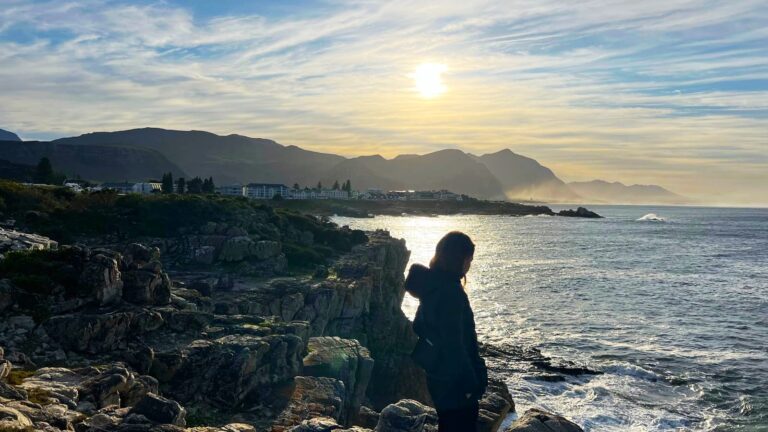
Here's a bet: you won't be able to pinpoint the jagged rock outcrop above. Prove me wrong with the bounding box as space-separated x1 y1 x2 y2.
504 409 584 432
303 337 373 425
374 399 435 432
272 377 347 431
130 393 186 426
0 226 582 432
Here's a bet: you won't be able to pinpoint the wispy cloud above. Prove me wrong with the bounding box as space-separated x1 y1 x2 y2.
0 0 766 204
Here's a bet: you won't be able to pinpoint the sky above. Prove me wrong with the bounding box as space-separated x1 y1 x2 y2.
1 0 767 205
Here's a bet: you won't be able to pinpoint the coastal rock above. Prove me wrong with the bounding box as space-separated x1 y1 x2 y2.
130 392 186 426
0 406 34 429
556 207 601 218
503 409 583 432
0 227 58 258
273 376 346 431
79 253 123 306
374 399 435 432
303 337 374 424
43 310 164 354
163 333 305 407
478 378 515 432
122 269 172 305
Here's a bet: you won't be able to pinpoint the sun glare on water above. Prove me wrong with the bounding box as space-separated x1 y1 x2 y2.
413 63 447 98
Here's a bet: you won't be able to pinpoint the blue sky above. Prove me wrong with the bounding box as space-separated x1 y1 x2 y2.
1 0 767 204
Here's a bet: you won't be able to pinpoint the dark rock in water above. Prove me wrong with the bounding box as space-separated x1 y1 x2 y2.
130 392 186 426
480 343 601 382
557 207 602 218
504 408 583 432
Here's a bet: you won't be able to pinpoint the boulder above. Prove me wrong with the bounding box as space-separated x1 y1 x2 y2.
79 253 123 306
0 406 34 429
477 378 515 432
374 399 435 432
219 236 256 262
303 337 374 424
273 376 346 430
165 333 305 407
122 269 172 305
504 409 583 432
130 392 186 426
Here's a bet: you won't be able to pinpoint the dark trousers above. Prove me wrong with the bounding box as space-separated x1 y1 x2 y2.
436 400 479 432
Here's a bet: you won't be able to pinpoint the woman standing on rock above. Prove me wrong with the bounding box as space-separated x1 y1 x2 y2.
405 231 487 432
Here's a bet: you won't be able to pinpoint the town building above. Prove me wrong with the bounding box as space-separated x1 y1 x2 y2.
246 183 291 199
99 182 161 194
216 184 246 197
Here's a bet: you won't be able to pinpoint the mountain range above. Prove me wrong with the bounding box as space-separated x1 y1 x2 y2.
0 127 687 204
568 180 689 205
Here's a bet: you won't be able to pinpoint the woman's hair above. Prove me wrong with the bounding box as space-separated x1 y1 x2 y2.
429 231 475 281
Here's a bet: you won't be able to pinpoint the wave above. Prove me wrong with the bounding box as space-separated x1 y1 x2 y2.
637 213 666 222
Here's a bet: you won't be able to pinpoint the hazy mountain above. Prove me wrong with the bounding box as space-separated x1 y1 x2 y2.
3 127 689 204
568 180 688 204
322 149 507 199
473 149 581 202
0 140 185 182
0 129 21 141
53 128 344 185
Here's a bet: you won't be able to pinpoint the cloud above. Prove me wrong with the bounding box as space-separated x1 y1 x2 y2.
0 0 766 204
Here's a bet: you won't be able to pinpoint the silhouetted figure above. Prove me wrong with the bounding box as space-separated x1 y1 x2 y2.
405 231 487 432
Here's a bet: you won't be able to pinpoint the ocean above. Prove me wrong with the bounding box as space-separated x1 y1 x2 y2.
332 205 768 431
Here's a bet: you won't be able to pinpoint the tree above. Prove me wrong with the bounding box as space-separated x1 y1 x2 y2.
161 172 174 194
202 176 215 194
187 177 203 194
176 177 186 194
332 180 340 190
316 181 322 190
34 157 54 184
343 179 351 192
293 183 300 190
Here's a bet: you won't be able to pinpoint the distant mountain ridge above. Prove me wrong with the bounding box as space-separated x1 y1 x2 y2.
0 127 684 203
0 138 186 182
0 129 21 141
568 180 689 204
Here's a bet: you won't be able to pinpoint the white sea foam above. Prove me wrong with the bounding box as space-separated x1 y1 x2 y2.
637 213 666 222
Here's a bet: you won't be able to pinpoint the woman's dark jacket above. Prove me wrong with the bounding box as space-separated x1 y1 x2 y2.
405 263 487 410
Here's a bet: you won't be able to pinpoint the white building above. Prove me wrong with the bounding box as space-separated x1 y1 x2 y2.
132 182 162 194
101 182 136 194
246 183 291 199
216 184 246 197
319 189 349 200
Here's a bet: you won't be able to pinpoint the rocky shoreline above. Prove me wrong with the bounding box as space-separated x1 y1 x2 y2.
270 199 601 220
1 221 586 432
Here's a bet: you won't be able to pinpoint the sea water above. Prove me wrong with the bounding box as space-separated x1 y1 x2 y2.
333 205 768 431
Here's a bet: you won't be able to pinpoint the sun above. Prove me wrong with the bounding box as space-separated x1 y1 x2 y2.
413 63 447 98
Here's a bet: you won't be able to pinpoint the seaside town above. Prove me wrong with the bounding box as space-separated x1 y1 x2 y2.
61 179 465 202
